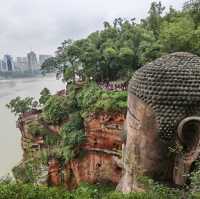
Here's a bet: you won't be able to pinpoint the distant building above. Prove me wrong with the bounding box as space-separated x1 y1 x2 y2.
27 51 38 71
0 60 3 71
39 54 51 66
1 60 7 71
15 57 28 71
0 51 51 73
3 55 15 71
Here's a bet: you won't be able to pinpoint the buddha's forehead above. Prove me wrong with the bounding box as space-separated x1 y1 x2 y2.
128 52 200 141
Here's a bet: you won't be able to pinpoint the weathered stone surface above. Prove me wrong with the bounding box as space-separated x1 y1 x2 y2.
117 95 169 192
119 52 200 192
70 151 121 185
17 111 43 159
16 111 125 188
84 113 124 151
64 113 125 188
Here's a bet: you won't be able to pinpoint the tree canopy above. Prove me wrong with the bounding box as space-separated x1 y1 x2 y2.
41 1 200 84
6 97 35 115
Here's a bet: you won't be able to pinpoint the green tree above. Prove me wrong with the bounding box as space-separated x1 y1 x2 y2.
42 95 70 124
160 16 195 53
39 88 51 105
190 26 200 55
185 0 200 27
142 1 165 38
41 57 57 74
6 97 34 115
56 39 82 83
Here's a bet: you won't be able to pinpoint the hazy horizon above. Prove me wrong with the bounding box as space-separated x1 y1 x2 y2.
0 0 185 57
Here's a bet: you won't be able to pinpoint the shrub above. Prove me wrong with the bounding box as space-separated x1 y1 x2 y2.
44 133 61 146
60 112 85 161
39 146 66 164
77 83 103 117
60 112 84 144
77 83 127 118
27 121 50 137
137 176 181 199
188 161 200 198
12 160 43 184
39 88 51 105
42 95 70 124
94 91 127 113
0 182 71 199
27 121 61 145
0 181 182 199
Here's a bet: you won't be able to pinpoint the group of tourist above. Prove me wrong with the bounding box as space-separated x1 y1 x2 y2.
98 81 128 91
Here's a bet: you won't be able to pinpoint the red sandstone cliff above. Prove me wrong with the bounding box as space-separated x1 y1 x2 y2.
16 111 125 189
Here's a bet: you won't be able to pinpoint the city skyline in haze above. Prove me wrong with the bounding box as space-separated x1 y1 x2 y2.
0 51 51 72
0 0 186 57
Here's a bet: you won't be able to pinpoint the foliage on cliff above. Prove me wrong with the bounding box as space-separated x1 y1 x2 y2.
39 88 51 105
6 97 35 115
27 121 49 137
12 159 45 184
60 112 85 147
77 83 127 118
60 112 85 161
27 121 61 145
42 95 72 124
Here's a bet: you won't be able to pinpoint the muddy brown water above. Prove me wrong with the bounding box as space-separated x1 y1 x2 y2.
0 74 65 177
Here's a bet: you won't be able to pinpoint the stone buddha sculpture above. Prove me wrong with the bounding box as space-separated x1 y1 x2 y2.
118 52 200 192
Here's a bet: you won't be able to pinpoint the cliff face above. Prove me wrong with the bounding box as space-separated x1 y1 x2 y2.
17 110 43 159
15 111 125 189
68 113 124 187
84 113 124 151
70 152 121 185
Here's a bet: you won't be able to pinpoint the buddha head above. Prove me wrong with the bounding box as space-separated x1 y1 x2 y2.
118 52 200 192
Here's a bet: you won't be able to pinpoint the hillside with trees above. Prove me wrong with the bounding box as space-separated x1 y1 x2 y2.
5 1 200 199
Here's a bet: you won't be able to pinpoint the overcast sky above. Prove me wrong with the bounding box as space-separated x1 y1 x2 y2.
0 0 186 58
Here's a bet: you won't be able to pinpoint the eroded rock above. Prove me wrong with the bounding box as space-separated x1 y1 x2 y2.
15 111 125 188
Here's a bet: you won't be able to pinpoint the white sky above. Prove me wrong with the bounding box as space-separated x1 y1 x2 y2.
0 0 186 57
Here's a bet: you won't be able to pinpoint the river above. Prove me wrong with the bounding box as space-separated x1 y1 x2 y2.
0 75 65 177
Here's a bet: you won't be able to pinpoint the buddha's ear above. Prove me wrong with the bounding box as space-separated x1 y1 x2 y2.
173 117 200 186
177 116 200 153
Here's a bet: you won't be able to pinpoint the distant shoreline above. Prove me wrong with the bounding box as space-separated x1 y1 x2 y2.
0 72 56 80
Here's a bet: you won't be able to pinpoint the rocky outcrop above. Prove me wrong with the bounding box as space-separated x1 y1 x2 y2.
15 111 125 189
17 110 43 159
69 152 121 185
84 113 124 151
67 113 125 187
